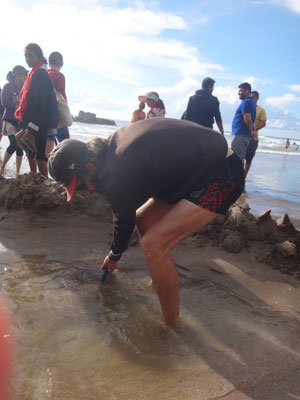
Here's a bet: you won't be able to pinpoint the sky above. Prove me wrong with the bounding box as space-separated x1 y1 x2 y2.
1 0 300 135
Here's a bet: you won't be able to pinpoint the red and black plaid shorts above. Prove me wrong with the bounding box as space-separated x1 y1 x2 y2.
184 153 245 215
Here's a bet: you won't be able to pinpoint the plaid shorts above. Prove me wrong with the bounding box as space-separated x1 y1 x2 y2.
184 153 245 215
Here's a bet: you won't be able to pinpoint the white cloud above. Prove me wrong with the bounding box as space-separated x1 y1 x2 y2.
267 0 300 14
266 93 300 109
267 119 288 129
0 0 221 88
286 84 300 93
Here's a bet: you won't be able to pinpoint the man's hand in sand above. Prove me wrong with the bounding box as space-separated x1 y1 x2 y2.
101 256 118 274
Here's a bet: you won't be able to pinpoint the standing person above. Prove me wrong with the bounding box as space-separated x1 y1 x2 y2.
231 82 256 162
285 138 290 149
131 102 146 123
244 91 267 177
138 92 166 118
183 77 224 134
15 43 58 178
0 66 28 176
46 51 70 157
48 118 244 325
0 88 3 147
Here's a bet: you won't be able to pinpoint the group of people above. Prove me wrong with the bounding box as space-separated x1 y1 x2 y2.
285 138 299 150
131 78 267 179
181 78 267 177
0 43 70 178
1 65 270 324
131 92 166 123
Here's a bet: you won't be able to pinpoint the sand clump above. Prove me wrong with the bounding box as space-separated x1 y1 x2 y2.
0 173 111 219
197 203 300 278
0 174 299 278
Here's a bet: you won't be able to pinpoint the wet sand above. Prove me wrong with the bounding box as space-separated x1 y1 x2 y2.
0 175 300 399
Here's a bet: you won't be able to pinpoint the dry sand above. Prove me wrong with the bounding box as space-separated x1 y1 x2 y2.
0 174 300 399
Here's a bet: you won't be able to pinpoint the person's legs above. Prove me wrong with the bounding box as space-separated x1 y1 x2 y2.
231 135 250 164
37 160 48 178
244 140 258 178
45 138 55 158
28 157 37 172
140 199 218 324
35 129 48 178
0 151 12 175
15 145 23 175
16 156 23 175
136 198 175 238
138 153 244 324
0 135 17 176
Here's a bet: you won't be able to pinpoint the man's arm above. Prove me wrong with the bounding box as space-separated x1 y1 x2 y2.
254 120 266 131
132 111 138 123
100 209 136 274
216 121 224 135
243 113 255 138
214 99 224 134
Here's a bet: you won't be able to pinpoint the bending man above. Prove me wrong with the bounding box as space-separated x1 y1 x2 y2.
48 118 244 324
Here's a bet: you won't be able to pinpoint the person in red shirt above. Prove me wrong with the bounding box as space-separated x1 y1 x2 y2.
46 52 70 156
131 102 146 123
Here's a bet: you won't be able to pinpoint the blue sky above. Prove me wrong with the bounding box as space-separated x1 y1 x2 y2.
1 0 300 134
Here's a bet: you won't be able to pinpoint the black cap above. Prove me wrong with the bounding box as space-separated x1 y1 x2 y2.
12 65 29 76
48 139 88 186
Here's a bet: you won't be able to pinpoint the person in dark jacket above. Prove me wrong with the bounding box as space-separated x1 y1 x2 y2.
0 88 3 146
15 43 58 178
183 77 224 134
0 66 28 176
48 118 244 325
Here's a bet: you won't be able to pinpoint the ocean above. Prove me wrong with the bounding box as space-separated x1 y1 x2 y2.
1 120 300 226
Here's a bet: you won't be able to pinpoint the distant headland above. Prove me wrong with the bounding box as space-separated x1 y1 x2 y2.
73 111 116 126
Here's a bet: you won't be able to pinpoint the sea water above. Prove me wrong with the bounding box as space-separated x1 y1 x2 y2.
1 120 300 225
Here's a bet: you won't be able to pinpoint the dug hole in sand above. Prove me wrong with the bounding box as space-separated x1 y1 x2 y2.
0 173 299 400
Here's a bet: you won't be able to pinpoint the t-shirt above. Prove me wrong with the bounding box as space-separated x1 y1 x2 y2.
252 105 267 141
232 97 256 137
131 109 146 123
147 106 165 118
48 69 67 100
95 118 228 254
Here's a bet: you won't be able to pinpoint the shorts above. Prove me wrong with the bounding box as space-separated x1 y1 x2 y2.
184 153 245 215
231 135 250 161
245 139 258 165
2 120 18 136
56 126 70 142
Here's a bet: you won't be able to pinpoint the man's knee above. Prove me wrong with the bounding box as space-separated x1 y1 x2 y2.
136 211 147 237
140 231 165 260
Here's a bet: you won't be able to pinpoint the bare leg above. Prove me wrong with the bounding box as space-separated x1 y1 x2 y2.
45 140 55 158
16 155 23 175
28 158 37 173
37 159 48 179
0 151 12 176
136 198 175 238
244 162 251 177
140 199 218 324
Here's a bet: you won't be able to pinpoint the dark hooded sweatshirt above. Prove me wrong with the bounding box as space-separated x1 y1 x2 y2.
184 89 222 128
95 118 228 255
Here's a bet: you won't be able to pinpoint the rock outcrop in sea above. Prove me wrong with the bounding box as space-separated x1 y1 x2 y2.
73 111 116 126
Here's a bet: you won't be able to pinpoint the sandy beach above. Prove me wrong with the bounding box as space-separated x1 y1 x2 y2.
0 173 299 399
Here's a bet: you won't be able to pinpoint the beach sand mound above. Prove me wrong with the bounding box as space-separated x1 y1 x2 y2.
198 203 300 278
0 173 111 219
0 174 299 278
